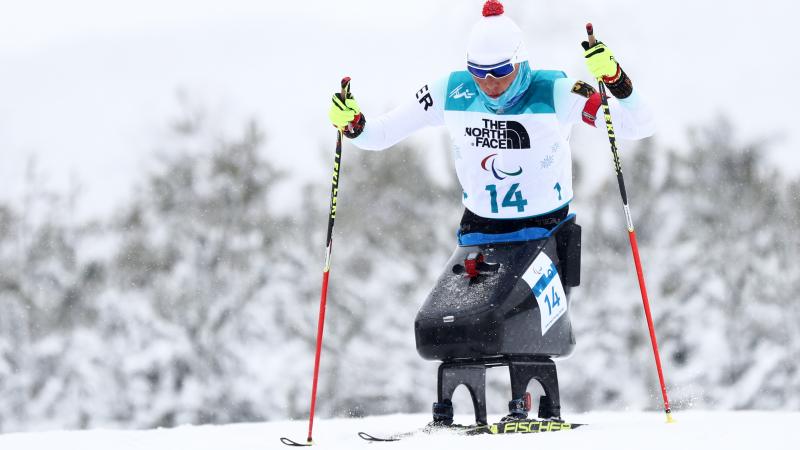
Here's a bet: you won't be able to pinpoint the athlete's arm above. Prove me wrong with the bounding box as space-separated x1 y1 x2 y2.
554 77 655 140
351 78 447 151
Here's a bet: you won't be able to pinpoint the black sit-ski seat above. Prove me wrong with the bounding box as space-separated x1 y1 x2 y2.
415 215 581 425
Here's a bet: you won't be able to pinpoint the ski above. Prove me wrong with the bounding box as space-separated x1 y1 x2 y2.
357 431 408 442
357 423 473 442
358 419 585 442
468 418 585 435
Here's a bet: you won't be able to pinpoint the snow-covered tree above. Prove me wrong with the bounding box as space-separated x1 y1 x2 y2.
2 116 799 432
562 120 800 411
274 144 462 418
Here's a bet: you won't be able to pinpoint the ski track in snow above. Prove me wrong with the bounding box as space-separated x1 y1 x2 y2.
1 411 798 450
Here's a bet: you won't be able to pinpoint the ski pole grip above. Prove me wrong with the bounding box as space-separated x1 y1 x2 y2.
339 76 353 133
586 23 596 46
340 76 351 101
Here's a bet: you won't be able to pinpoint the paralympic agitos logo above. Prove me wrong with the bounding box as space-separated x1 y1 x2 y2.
466 119 531 149
481 153 523 180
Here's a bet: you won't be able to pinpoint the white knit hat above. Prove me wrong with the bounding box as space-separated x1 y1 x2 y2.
467 1 529 67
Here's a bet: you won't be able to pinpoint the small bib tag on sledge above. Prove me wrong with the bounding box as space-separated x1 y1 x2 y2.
521 252 567 335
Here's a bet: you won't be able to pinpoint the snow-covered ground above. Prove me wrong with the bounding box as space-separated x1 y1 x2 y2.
1 411 798 450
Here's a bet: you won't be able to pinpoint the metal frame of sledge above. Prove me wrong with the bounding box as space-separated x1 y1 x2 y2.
435 355 561 425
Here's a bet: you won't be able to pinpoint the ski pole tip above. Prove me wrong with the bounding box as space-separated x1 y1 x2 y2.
279 437 312 447
665 412 676 424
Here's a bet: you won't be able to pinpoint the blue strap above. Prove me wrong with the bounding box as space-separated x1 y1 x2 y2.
457 214 576 246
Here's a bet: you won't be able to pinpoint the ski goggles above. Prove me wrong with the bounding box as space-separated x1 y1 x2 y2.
467 60 515 79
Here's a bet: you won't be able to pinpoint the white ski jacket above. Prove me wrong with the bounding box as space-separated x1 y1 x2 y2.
352 68 654 219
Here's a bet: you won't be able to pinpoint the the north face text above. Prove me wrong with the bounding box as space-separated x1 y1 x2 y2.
466 119 531 149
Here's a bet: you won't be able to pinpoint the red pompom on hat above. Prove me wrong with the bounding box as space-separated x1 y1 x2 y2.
482 0 504 17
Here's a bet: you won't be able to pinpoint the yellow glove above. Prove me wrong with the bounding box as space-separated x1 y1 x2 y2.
580 40 633 98
329 91 366 138
581 41 619 81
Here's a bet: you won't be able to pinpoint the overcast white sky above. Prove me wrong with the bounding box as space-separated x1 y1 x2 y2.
1 0 798 217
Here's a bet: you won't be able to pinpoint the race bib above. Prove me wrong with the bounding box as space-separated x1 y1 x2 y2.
521 252 567 335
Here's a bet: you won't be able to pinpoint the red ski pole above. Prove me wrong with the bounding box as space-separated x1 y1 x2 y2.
281 77 351 447
586 23 675 423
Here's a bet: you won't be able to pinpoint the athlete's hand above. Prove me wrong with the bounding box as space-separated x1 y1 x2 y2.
329 90 366 138
580 40 633 99
581 41 619 81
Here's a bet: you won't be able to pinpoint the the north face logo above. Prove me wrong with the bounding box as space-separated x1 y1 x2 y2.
465 119 531 149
